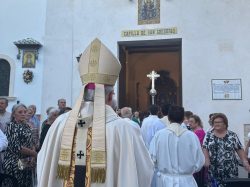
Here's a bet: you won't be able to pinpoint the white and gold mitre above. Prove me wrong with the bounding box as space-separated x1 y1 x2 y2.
79 38 121 86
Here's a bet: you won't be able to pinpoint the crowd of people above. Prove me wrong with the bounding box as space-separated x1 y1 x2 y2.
0 95 250 187
1 97 250 187
0 97 71 186
118 104 250 187
1 38 250 187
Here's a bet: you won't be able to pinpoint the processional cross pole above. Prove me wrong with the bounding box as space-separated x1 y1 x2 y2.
147 70 160 105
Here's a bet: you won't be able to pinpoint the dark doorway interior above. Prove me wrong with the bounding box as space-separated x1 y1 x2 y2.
0 59 10 96
118 39 182 113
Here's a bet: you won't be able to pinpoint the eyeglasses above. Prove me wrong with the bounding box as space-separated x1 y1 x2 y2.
213 121 224 124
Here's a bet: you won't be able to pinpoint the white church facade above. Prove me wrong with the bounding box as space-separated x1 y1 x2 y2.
1 0 250 144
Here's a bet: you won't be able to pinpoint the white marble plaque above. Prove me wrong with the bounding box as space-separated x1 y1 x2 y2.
211 79 242 100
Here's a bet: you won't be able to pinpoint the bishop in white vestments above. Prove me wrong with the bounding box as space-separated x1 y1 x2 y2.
149 105 205 187
37 38 154 187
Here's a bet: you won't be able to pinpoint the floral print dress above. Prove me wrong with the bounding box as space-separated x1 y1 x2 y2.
203 130 243 187
3 122 33 187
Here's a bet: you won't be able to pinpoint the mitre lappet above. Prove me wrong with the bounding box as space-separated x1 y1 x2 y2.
57 38 121 185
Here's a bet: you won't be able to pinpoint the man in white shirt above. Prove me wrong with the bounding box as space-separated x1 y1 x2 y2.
0 98 11 133
0 129 7 152
149 105 205 187
0 98 10 173
141 105 165 149
0 128 8 173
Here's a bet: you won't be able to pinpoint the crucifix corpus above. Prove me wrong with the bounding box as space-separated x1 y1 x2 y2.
147 70 160 105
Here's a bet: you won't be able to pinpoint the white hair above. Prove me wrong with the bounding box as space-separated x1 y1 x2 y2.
11 103 27 122
48 108 59 118
121 107 132 119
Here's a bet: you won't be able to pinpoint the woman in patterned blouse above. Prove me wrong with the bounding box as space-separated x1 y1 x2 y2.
3 104 37 187
203 113 250 187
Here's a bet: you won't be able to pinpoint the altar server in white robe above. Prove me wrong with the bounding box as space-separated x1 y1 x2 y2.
149 105 205 187
160 104 171 127
37 38 154 187
141 105 165 149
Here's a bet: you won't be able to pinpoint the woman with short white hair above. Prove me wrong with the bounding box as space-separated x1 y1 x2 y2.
39 108 59 150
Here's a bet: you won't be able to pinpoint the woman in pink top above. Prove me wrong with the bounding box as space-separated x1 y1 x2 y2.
189 115 205 145
189 114 206 187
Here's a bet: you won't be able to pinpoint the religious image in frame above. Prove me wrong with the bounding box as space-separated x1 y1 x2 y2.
22 50 36 68
138 0 160 25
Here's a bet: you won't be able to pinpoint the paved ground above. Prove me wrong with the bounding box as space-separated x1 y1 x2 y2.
239 166 249 178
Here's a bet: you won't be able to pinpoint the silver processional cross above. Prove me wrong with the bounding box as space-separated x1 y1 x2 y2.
147 70 160 105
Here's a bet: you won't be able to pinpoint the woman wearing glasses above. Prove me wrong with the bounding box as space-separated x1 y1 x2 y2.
203 113 250 187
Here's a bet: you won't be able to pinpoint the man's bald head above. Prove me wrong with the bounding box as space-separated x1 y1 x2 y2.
121 107 132 119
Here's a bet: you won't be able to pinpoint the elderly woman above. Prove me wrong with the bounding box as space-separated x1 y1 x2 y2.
203 113 250 187
39 107 59 150
3 104 37 187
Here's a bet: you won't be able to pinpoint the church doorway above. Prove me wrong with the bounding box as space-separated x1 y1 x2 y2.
118 39 182 113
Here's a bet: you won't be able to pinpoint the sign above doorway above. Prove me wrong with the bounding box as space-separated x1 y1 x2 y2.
121 27 177 37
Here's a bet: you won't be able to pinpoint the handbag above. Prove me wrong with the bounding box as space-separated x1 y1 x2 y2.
9 146 35 170
210 174 219 187
17 158 35 170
